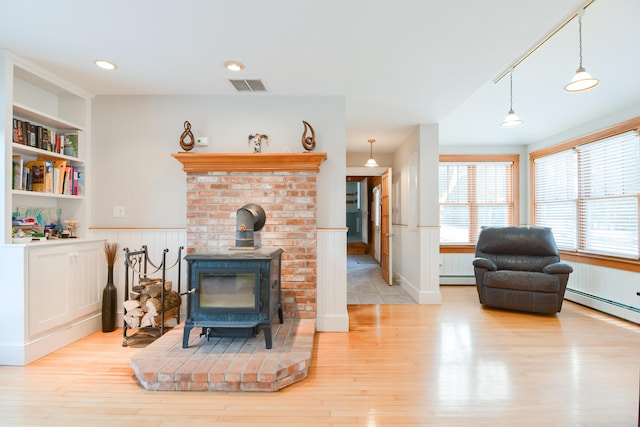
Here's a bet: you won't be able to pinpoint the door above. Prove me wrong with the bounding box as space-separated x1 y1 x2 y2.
380 168 392 285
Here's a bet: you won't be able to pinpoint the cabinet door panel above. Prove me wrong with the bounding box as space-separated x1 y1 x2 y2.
28 248 72 337
73 243 104 318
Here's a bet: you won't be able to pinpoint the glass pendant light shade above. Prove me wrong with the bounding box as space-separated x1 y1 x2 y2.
565 9 599 93
364 139 379 167
564 67 599 92
501 109 523 128
500 70 523 128
365 157 379 167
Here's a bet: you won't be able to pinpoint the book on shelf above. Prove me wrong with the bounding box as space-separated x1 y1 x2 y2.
63 133 78 158
12 119 20 144
44 160 54 193
76 165 85 196
28 122 37 147
54 160 67 194
63 165 73 195
26 160 46 192
12 155 24 190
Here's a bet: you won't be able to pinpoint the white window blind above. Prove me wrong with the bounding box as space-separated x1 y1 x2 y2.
577 131 639 258
534 130 639 259
439 162 514 244
534 150 578 250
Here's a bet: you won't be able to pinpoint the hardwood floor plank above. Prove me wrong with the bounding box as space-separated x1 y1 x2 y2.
0 286 638 426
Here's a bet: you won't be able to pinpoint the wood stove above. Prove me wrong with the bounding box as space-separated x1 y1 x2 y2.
182 247 283 349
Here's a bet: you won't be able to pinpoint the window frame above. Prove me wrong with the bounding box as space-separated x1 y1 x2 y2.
439 154 520 248
530 116 640 272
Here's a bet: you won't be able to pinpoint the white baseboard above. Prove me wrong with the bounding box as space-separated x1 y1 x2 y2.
0 314 101 366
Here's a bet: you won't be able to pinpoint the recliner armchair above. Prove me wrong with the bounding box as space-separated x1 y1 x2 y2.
472 226 573 314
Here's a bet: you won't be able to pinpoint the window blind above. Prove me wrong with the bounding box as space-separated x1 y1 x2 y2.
577 131 639 258
439 161 513 244
534 130 639 259
534 150 578 250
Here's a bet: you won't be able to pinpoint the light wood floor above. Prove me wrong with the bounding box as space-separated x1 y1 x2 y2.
1 286 638 426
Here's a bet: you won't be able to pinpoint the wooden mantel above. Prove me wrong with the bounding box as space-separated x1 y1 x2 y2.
171 152 328 173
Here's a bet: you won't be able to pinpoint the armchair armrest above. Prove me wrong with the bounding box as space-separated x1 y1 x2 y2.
473 257 497 271
543 262 573 274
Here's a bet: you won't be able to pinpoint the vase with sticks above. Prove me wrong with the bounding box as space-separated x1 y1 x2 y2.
102 242 119 332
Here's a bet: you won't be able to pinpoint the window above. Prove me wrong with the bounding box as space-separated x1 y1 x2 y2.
533 128 640 259
439 155 519 244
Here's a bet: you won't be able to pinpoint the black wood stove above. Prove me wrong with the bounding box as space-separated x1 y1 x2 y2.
182 247 284 349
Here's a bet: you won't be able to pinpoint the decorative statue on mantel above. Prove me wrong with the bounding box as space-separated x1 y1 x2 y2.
301 120 316 152
248 133 269 153
179 120 195 151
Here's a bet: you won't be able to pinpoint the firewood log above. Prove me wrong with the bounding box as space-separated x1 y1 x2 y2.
163 280 173 292
142 283 161 298
123 299 140 311
146 298 162 316
123 314 140 329
164 291 181 310
140 313 153 328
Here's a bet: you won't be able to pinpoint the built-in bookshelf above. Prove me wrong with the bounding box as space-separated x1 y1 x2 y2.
0 49 104 366
2 50 91 244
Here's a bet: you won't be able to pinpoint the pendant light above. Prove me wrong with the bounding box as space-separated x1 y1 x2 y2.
500 70 523 128
364 139 379 167
564 8 599 92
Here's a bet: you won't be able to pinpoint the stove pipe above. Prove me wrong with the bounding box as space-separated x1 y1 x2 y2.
235 204 266 247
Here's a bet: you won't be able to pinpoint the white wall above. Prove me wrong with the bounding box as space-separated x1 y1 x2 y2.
393 127 420 287
91 95 346 229
391 124 441 304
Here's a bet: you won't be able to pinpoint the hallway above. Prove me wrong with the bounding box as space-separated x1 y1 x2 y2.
347 254 416 304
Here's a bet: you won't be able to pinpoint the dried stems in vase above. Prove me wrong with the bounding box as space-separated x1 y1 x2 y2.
104 242 120 267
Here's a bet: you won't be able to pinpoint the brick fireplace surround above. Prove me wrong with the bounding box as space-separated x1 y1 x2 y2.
130 152 327 391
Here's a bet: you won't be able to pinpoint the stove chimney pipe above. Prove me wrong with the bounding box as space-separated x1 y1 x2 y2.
235 203 266 248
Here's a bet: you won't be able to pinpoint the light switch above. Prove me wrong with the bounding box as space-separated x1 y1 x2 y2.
113 206 125 217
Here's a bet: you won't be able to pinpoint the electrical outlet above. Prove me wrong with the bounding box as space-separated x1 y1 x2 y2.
113 206 125 218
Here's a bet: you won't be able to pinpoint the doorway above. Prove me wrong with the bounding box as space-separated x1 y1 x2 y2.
346 176 378 256
345 167 393 285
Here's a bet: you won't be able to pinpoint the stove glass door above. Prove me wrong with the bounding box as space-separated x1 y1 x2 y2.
199 272 257 309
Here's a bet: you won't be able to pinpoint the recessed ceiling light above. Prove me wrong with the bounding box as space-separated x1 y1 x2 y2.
224 60 245 71
94 59 117 70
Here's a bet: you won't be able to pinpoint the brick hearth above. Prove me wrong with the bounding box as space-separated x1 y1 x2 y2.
131 318 315 391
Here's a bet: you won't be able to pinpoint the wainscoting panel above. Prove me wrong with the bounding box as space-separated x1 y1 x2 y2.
88 228 188 321
565 262 640 324
316 228 349 332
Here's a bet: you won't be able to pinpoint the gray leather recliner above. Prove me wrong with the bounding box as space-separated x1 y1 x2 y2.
472 226 573 314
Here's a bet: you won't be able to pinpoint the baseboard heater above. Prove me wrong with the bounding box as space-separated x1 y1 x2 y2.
565 288 640 314
439 275 475 285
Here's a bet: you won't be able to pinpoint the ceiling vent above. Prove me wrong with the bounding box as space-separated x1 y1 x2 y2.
229 79 267 92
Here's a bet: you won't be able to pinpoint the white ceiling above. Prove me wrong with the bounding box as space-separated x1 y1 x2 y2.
1 0 638 153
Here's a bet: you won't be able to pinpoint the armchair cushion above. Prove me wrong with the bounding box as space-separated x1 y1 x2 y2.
484 271 559 293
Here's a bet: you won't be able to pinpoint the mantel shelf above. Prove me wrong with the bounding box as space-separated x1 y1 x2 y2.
171 152 328 173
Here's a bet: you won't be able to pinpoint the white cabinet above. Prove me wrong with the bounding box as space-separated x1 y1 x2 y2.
28 241 104 338
0 239 105 365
